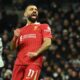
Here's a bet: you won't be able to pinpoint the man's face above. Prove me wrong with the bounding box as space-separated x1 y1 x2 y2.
24 5 38 22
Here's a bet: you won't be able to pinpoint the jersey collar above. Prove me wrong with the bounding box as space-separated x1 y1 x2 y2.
26 22 40 26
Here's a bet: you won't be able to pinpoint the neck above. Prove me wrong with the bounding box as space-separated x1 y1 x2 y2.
26 19 37 25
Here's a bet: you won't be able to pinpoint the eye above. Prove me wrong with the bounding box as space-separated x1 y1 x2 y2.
29 8 33 11
29 8 38 11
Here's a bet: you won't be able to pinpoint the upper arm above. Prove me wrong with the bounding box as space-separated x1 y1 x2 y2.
43 38 51 42
16 38 19 48
43 38 52 45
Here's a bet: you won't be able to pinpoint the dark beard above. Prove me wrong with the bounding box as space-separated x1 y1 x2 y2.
28 16 38 23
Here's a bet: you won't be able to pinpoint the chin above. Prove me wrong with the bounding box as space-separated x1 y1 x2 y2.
29 17 37 23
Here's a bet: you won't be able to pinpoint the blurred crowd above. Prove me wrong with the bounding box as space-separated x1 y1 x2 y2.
0 0 80 80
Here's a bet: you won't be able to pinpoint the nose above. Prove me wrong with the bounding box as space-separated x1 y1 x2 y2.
33 10 37 13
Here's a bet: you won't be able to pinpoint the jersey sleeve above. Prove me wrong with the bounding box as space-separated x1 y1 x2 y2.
41 24 52 38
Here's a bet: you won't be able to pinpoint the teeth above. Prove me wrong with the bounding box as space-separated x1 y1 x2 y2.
32 13 37 15
32 14 36 16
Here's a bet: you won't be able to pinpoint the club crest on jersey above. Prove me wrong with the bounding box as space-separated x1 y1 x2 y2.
33 26 38 30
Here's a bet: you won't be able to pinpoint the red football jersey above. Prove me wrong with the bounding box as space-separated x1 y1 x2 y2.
15 23 52 67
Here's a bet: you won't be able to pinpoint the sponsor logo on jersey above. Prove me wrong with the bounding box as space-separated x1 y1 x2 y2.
20 34 36 41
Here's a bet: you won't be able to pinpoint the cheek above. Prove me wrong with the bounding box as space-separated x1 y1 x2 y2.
37 12 38 15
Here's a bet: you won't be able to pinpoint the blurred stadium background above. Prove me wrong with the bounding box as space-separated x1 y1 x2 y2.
0 0 80 80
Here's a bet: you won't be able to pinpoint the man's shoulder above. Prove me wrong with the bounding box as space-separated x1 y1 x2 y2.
34 22 49 26
39 23 50 30
19 25 26 30
34 23 49 30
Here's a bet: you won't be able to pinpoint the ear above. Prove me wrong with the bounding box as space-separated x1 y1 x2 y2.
24 9 28 16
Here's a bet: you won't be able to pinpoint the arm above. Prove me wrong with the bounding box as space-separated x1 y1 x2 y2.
28 38 51 58
10 36 18 50
36 38 51 55
10 29 20 50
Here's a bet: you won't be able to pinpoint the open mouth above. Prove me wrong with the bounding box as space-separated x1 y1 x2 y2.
31 13 38 18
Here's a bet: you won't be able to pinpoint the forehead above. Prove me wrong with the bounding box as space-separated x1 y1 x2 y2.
26 5 37 10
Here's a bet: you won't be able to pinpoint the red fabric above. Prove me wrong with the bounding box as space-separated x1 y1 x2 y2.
14 23 52 67
12 64 41 80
